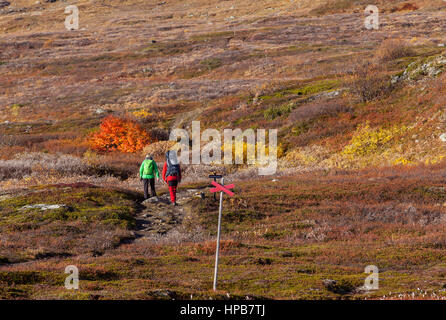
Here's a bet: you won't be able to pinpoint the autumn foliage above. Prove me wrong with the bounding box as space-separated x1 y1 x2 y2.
89 116 153 153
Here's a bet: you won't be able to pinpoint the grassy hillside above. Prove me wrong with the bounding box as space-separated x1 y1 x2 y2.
0 0 445 172
0 0 445 300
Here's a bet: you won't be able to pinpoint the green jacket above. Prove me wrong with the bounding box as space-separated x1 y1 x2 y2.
139 159 160 179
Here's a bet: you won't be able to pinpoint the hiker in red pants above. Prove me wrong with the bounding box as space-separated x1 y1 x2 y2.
162 150 182 206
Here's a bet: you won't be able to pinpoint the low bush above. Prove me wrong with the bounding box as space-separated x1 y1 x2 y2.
83 151 141 179
375 38 414 62
348 62 393 102
288 99 350 123
0 152 90 180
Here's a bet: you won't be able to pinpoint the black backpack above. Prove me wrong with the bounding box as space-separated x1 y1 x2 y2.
166 152 180 177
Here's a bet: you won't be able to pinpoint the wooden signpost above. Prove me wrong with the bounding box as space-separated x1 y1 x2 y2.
209 172 223 200
209 177 235 291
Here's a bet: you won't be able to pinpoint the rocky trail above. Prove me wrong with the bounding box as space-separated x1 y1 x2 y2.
132 187 205 242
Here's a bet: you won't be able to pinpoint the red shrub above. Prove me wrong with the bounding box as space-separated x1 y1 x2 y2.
89 116 154 153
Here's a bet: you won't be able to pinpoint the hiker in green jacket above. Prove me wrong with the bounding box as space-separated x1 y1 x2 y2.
139 154 160 200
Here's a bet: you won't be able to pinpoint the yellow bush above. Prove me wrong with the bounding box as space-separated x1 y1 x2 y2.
132 109 153 120
341 123 407 158
393 157 414 166
10 104 22 117
83 150 100 165
424 155 446 165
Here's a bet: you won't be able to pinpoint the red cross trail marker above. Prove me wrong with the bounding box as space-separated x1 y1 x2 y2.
210 181 235 197
209 177 235 291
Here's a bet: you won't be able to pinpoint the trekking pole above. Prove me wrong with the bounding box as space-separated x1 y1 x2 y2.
213 177 224 291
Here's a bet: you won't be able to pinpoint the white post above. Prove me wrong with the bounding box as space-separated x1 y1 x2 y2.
213 177 224 291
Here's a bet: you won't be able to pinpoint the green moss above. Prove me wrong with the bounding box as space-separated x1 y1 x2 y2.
287 80 339 96
291 121 310 136
310 0 354 16
79 269 120 281
200 58 222 70
0 271 62 285
191 31 234 42
263 230 287 240
259 79 339 101
223 209 265 224
0 286 30 299
264 103 294 120
0 186 141 229
414 186 446 201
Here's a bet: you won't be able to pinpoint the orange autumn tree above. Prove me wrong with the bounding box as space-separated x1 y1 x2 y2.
90 115 153 153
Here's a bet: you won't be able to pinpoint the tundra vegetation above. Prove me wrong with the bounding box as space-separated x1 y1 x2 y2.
0 0 445 299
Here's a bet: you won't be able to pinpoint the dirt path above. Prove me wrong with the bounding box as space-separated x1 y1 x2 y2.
132 187 204 242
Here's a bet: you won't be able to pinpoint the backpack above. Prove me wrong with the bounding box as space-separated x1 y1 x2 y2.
166 155 180 177
143 160 155 176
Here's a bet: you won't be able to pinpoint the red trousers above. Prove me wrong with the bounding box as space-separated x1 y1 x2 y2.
167 180 178 203
169 185 177 203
